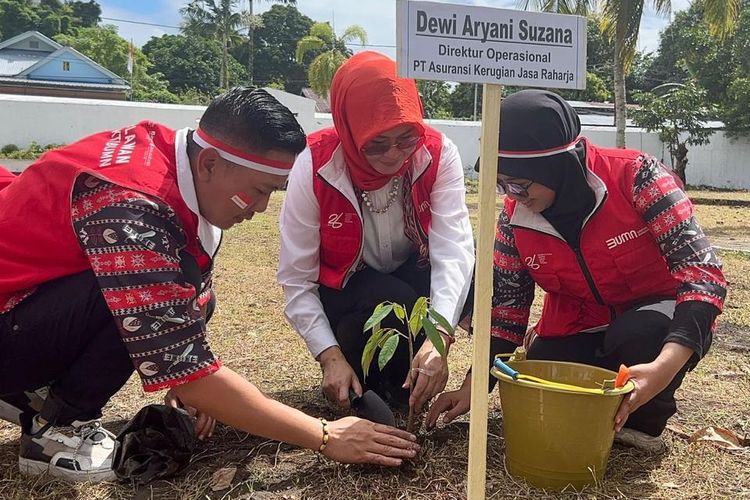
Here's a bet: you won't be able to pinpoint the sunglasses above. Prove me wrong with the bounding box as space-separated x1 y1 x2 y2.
497 179 534 198
361 135 422 156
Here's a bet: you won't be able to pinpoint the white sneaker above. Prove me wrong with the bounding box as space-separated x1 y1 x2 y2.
18 416 117 482
614 427 666 453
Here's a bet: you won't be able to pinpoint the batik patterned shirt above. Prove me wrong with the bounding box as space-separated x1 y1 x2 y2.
72 174 221 391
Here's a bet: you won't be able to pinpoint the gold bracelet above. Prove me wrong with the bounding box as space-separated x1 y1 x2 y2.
318 418 329 453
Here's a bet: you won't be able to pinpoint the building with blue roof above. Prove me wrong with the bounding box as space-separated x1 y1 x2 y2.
0 31 129 100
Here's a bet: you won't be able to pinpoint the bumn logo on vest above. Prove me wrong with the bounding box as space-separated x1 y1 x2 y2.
327 212 356 229
525 253 551 270
606 227 649 249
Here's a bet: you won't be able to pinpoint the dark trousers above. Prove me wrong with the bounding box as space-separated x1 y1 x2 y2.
0 270 216 430
319 256 431 406
526 299 687 436
0 271 134 428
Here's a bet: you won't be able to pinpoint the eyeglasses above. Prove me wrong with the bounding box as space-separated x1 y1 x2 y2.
361 135 422 156
497 179 534 198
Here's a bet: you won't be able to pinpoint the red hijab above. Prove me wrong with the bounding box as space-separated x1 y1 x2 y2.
330 51 425 191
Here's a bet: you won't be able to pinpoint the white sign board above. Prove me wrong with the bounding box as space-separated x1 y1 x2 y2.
396 0 587 89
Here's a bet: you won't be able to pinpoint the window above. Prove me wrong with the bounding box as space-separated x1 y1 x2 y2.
29 41 39 49
62 61 70 71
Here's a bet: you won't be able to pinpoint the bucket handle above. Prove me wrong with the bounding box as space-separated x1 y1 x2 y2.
494 357 520 380
493 358 632 395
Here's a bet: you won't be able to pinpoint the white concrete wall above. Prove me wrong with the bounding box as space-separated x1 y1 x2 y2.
0 90 317 149
683 132 750 189
1 93 748 189
0 94 206 147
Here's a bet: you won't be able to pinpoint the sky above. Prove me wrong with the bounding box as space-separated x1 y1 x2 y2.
98 0 693 57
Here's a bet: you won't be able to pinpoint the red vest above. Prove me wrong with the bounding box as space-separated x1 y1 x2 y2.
0 166 14 191
507 140 681 336
309 126 443 289
0 121 209 310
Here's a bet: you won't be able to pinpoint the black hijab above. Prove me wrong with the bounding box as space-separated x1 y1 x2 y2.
497 89 595 246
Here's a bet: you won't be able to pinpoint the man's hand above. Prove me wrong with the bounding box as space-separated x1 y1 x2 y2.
404 339 449 411
614 343 693 431
165 388 216 440
318 346 362 408
322 416 420 466
425 373 472 429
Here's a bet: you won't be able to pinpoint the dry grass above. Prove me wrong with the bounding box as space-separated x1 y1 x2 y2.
1 192 749 499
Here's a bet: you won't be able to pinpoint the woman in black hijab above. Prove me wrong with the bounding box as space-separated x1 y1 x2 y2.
428 90 727 452
495 90 594 245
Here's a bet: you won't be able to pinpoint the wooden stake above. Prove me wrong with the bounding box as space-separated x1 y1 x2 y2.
467 83 502 500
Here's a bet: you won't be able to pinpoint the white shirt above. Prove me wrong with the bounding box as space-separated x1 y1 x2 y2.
361 177 411 273
278 134 475 358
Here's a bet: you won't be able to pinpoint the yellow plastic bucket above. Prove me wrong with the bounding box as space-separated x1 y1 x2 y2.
491 354 634 490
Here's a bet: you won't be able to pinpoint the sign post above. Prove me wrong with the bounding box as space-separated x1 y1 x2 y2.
396 1 585 498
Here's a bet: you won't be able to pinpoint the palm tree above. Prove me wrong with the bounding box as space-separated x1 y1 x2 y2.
245 0 297 86
181 0 251 89
520 0 739 148
295 22 367 97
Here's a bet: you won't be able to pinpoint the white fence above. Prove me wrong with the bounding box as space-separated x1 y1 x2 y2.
1 92 748 189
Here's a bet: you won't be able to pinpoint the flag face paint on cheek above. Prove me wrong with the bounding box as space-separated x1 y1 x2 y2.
230 192 253 210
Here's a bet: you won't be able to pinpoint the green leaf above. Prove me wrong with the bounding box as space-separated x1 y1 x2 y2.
429 308 455 336
393 303 406 322
361 329 384 379
422 317 446 357
408 296 429 338
378 328 402 347
363 303 393 333
378 334 400 371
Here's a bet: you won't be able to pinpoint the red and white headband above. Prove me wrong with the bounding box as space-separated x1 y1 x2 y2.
498 137 581 159
193 128 294 176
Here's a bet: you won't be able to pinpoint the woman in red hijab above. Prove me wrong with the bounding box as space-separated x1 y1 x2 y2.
279 52 474 415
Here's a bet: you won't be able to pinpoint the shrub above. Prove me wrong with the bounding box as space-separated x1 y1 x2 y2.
1 144 19 155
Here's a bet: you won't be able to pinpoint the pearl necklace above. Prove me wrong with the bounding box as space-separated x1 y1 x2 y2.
361 177 401 214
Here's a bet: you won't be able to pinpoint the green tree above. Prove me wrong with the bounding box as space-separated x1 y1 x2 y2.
417 80 452 119
176 87 214 105
69 0 101 27
522 0 739 147
723 77 750 133
243 0 296 86
631 82 715 183
55 25 177 103
181 0 250 89
449 83 482 120
36 2 75 38
242 4 313 94
643 2 750 135
295 22 367 97
142 34 246 94
553 71 611 102
0 0 100 40
0 0 40 39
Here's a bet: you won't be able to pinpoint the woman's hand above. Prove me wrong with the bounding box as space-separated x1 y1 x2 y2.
404 339 449 411
424 374 472 429
322 416 420 466
523 325 538 350
318 346 363 408
165 388 216 440
614 343 693 431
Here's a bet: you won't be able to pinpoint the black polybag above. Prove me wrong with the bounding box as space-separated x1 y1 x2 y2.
113 404 196 485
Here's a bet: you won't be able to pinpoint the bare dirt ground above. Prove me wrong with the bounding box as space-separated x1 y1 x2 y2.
0 190 748 499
